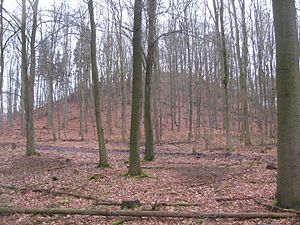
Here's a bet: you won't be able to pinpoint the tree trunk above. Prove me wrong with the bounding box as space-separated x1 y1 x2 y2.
117 8 126 143
79 65 86 141
0 206 299 219
7 60 13 126
62 21 69 131
22 0 38 156
185 9 193 143
128 0 143 176
45 56 56 141
105 29 113 138
218 0 232 151
13 68 20 119
153 44 161 143
273 0 300 209
144 0 156 161
88 0 109 167
230 0 251 146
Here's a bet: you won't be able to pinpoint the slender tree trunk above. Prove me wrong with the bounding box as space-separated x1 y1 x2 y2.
144 0 156 161
62 29 69 130
46 63 56 140
219 0 232 151
169 53 174 131
240 0 251 145
128 0 143 176
79 66 86 141
7 61 13 126
13 68 20 119
230 0 251 145
88 0 109 167
273 0 300 209
106 30 113 138
113 72 118 128
117 10 126 143
22 0 39 156
186 24 193 143
254 3 265 144
153 44 161 143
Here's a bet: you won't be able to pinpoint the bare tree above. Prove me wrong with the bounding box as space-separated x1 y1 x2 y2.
213 0 232 151
22 0 39 156
230 0 251 145
88 0 109 167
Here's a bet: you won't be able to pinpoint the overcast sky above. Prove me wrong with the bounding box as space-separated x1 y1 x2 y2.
4 0 52 11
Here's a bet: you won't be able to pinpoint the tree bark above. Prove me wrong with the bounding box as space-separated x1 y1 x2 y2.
273 0 300 209
128 0 143 176
144 0 156 161
88 0 109 167
219 0 232 151
22 0 38 156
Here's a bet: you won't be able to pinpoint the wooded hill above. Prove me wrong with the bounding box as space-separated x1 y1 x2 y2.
0 0 280 148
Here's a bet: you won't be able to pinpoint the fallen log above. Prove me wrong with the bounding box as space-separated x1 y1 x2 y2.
0 207 299 219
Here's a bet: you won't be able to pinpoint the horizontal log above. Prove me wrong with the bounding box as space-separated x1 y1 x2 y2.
0 206 299 219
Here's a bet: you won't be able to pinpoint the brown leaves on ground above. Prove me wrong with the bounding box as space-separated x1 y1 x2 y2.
0 139 298 225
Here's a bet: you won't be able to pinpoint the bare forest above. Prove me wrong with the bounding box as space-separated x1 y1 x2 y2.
0 0 299 224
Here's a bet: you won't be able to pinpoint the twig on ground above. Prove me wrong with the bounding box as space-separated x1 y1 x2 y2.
254 199 300 214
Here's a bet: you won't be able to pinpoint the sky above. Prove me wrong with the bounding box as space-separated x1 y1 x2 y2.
4 0 53 11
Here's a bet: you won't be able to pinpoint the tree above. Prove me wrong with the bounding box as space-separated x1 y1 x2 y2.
22 0 39 156
88 0 109 168
115 0 127 143
219 0 232 151
144 0 157 161
128 0 143 176
230 0 251 146
213 0 232 151
273 0 300 208
38 38 57 141
185 5 193 143
73 22 90 141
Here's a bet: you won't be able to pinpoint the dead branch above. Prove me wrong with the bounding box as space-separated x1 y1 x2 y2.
254 200 300 214
32 189 99 201
0 185 98 201
141 166 176 170
156 202 203 207
0 206 299 219
47 165 70 171
216 197 254 202
94 201 122 206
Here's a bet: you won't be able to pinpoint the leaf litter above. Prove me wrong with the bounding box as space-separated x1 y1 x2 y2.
0 137 298 225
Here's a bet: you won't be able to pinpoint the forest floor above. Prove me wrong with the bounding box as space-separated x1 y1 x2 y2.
0 137 298 225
